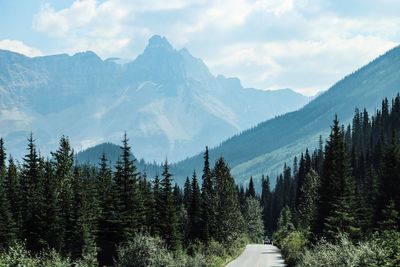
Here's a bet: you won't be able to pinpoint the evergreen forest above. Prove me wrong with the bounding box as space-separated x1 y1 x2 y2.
1 95 400 266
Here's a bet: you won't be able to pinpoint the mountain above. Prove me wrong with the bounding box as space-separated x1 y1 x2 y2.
0 35 309 161
75 143 160 176
172 44 400 186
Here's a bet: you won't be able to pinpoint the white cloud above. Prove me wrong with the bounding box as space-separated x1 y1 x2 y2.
33 0 149 58
30 0 400 95
33 0 98 38
31 0 205 58
205 34 397 96
0 39 43 57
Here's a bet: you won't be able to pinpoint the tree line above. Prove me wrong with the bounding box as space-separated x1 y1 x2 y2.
260 94 400 265
0 134 264 266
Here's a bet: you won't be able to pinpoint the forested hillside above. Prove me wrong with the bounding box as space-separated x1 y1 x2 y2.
260 94 400 266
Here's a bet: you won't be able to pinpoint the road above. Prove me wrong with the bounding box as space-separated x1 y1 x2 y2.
226 244 286 267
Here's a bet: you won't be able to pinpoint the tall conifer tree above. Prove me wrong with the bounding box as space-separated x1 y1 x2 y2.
159 160 181 250
188 171 201 241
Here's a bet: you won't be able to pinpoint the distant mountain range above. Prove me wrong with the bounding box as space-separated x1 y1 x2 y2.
0 35 309 161
75 42 400 187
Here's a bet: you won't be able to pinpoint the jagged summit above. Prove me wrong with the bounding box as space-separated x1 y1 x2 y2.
128 35 186 83
147 35 173 50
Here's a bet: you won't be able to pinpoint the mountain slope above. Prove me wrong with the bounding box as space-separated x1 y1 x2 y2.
172 44 400 186
0 35 309 161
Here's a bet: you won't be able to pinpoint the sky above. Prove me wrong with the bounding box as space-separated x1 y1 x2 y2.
0 0 400 96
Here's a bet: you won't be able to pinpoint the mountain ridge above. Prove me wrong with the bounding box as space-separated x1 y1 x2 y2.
170 43 400 185
0 35 310 162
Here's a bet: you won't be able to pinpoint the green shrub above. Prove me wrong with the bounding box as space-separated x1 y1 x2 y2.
0 243 73 267
298 234 388 267
183 252 207 267
225 233 249 257
205 239 227 258
378 230 400 267
280 230 308 266
0 243 41 267
116 233 175 267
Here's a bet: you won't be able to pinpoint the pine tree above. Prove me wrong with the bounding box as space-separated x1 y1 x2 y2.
5 157 22 236
41 159 60 250
376 133 400 227
0 138 16 248
247 176 256 198
379 199 399 230
152 175 162 236
316 116 359 240
200 146 215 243
113 133 142 243
261 175 272 235
214 157 244 243
297 170 320 232
140 172 155 232
173 183 183 209
183 177 191 210
52 136 75 252
244 197 264 243
188 171 201 242
20 134 48 252
97 154 116 266
274 206 295 241
74 165 100 261
159 160 181 250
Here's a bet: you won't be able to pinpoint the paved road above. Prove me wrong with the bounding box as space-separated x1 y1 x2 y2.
226 244 286 267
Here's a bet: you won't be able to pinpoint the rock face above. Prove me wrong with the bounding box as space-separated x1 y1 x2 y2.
0 35 309 161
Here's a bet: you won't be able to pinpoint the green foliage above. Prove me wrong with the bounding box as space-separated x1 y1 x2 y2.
0 134 256 266
224 233 249 259
113 133 142 243
52 136 75 253
200 146 216 243
378 230 400 267
0 243 84 267
243 197 264 243
317 116 359 240
158 160 181 250
213 157 245 243
297 170 319 232
279 230 308 266
247 177 256 198
298 234 389 267
115 233 226 267
116 233 175 267
188 171 202 241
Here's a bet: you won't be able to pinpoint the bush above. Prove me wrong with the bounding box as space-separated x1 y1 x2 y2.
116 233 175 267
279 230 308 266
114 232 251 267
116 233 210 267
298 233 388 267
0 243 72 267
225 233 249 257
173 251 208 267
378 230 400 267
205 239 226 258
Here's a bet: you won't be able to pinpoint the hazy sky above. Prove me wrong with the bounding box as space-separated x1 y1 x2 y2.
1 0 399 95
